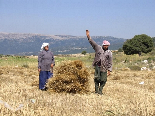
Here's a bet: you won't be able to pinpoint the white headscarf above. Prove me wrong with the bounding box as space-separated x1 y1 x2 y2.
40 43 49 51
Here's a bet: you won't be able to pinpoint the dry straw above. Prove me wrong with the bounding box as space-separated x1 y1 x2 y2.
48 60 90 94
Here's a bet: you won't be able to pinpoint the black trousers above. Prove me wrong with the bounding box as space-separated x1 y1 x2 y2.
94 66 107 94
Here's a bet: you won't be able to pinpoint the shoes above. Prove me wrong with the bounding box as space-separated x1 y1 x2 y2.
99 93 103 95
98 91 103 95
41 87 48 91
94 91 103 95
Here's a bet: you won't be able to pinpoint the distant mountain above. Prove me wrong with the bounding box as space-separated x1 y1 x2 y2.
0 33 126 55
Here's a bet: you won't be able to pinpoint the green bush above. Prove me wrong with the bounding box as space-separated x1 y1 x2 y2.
81 51 87 55
0 54 3 58
118 48 123 52
128 66 141 71
22 64 29 68
147 57 155 63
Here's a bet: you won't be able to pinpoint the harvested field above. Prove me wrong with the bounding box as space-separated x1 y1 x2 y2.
0 54 155 115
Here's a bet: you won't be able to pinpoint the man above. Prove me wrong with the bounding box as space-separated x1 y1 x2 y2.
38 43 55 91
86 30 112 95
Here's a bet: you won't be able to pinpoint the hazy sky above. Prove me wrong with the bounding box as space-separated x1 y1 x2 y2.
0 0 155 39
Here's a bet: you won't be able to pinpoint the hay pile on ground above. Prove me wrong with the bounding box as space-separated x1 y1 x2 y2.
48 60 90 94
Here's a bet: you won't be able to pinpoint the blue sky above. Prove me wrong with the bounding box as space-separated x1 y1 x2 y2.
0 0 155 39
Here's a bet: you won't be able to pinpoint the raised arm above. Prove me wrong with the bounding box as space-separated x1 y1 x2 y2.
86 30 99 52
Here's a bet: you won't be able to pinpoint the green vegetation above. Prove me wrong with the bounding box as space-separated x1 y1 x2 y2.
123 34 153 55
0 55 37 67
118 48 123 52
81 50 87 55
0 54 3 58
128 66 141 71
152 37 155 46
55 54 93 67
1 48 155 71
113 48 155 70
22 64 29 68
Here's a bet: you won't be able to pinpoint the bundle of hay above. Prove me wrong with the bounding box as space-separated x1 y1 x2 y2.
48 60 90 94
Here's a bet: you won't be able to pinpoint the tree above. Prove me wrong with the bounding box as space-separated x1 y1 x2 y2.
123 34 153 55
118 48 123 52
0 54 3 58
81 51 87 55
152 37 155 46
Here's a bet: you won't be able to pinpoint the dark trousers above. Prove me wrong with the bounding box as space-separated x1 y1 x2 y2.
94 66 107 94
39 71 53 89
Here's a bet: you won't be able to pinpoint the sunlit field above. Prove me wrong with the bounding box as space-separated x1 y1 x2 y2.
0 51 155 116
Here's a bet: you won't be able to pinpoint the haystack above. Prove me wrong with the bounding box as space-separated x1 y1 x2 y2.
48 60 90 94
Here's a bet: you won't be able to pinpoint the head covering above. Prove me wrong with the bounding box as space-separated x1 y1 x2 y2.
40 43 49 51
102 40 110 46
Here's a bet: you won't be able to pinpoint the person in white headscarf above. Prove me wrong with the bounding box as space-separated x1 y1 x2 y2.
40 43 49 51
38 43 55 91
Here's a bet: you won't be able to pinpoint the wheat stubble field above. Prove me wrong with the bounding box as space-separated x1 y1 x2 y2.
0 52 155 116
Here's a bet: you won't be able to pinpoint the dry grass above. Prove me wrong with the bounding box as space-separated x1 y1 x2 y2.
48 60 90 94
0 55 155 116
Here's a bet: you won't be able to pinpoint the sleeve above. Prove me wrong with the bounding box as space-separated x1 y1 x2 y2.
87 36 99 52
38 52 42 69
51 52 55 66
107 51 113 71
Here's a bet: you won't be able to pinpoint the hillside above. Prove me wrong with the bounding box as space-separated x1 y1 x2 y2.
0 33 126 55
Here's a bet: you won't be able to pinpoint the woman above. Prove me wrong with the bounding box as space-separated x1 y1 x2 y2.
38 43 55 91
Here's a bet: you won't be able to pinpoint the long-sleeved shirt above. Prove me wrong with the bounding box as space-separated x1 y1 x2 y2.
38 50 55 71
87 36 112 72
